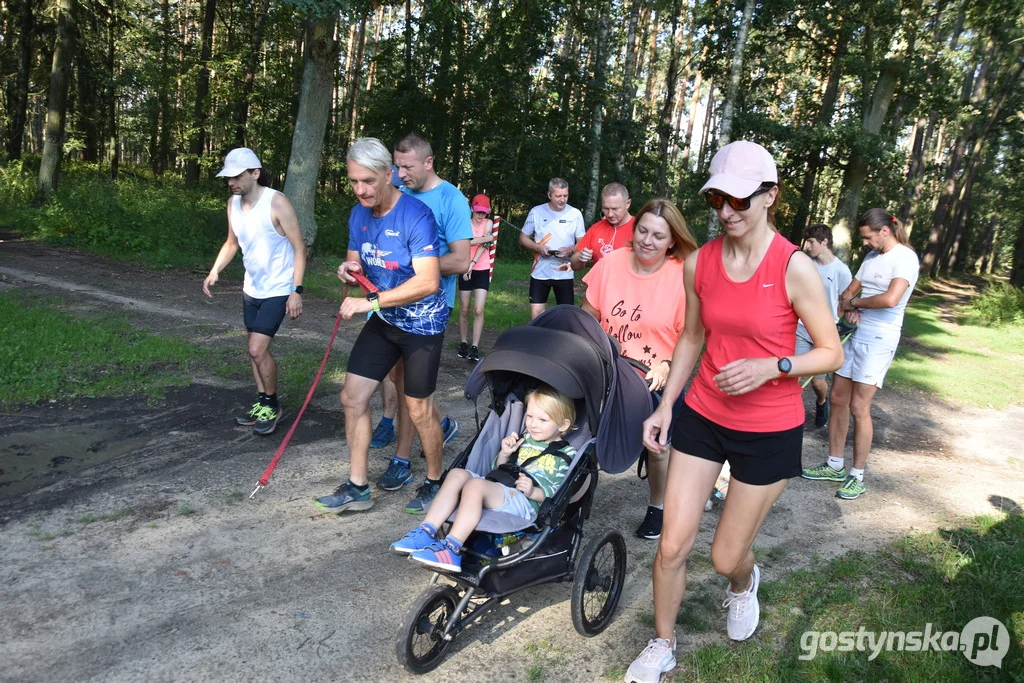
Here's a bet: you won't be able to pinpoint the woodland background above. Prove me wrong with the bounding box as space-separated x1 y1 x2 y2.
1 0 1023 284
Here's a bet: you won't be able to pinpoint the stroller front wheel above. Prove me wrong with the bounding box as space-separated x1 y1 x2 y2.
396 583 461 674
571 528 627 636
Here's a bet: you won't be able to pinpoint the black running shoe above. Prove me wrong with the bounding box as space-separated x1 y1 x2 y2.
635 506 663 539
457 341 469 359
814 397 830 427
253 405 284 436
468 345 480 363
235 401 261 426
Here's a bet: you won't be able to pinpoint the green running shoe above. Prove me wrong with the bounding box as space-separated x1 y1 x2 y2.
235 402 262 426
801 463 847 482
837 476 866 500
252 404 284 436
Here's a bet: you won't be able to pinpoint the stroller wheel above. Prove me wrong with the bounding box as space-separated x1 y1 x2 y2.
396 583 460 674
571 528 626 636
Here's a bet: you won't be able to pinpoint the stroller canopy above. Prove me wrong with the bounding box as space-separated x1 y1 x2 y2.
466 305 653 474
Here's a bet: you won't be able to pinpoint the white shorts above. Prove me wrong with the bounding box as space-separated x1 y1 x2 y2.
795 328 827 380
468 471 537 522
835 339 896 388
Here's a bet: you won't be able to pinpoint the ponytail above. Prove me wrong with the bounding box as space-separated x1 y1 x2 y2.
858 208 910 248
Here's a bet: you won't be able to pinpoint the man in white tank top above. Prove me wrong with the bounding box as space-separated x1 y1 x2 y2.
203 148 306 435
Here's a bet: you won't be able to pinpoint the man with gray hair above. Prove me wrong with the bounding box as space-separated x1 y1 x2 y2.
314 137 448 515
570 182 634 271
519 178 586 319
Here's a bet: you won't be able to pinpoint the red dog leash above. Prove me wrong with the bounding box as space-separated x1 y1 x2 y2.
250 264 376 499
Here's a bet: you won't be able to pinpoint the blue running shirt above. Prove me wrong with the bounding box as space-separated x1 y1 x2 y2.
401 181 473 308
348 194 449 335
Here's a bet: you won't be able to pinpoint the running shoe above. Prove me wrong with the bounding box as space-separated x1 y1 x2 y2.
252 405 284 436
405 480 441 515
468 345 480 363
314 481 373 513
409 538 462 573
723 564 760 641
390 525 436 555
377 458 414 491
235 401 262 426
635 506 663 540
814 398 830 427
801 462 847 481
624 636 676 683
457 341 469 359
441 417 460 445
369 419 396 448
837 476 866 500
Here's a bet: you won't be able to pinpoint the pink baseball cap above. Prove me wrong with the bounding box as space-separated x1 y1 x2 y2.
699 141 778 197
471 194 491 213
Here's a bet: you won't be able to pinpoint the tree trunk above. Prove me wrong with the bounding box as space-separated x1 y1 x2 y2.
6 0 35 159
153 0 173 175
584 10 609 225
1010 217 1024 287
36 0 76 202
449 6 468 185
107 0 118 179
656 8 683 195
830 64 899 259
284 12 340 248
614 0 642 173
184 0 216 187
346 11 368 144
706 0 755 240
233 0 271 146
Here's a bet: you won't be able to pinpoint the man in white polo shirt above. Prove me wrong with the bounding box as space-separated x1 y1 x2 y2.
203 147 306 435
519 177 586 319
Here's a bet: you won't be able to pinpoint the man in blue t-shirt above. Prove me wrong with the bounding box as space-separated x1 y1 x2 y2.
369 132 471 515
314 137 449 515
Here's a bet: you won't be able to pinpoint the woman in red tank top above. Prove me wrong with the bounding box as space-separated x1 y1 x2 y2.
624 141 844 683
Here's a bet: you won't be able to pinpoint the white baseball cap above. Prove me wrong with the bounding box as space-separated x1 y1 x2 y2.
216 148 262 178
699 141 778 198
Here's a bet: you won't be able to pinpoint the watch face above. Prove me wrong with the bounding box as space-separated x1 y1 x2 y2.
779 357 793 373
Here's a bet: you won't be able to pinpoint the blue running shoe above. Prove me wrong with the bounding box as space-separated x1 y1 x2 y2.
314 481 373 513
441 417 460 446
369 419 396 448
390 525 436 555
377 458 414 491
409 538 462 573
405 480 441 515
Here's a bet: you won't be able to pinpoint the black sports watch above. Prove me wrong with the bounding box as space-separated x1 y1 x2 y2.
777 357 792 378
291 285 304 294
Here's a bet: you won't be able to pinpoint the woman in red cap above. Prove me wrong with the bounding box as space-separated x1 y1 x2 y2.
624 141 844 683
457 194 495 363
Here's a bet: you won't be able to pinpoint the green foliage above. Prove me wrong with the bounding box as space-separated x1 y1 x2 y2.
969 284 1024 326
0 293 200 403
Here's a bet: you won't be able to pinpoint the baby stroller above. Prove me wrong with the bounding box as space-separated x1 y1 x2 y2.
395 306 654 674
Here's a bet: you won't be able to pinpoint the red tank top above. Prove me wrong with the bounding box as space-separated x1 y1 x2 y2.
685 231 802 431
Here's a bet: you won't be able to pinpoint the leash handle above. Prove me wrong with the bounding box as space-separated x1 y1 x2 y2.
344 261 379 294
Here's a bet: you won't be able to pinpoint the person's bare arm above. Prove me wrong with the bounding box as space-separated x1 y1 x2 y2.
273 193 306 319
440 239 471 275
203 206 240 297
841 278 911 311
339 256 441 319
519 231 546 256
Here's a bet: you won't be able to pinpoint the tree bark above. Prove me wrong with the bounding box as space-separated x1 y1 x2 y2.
585 9 609 225
233 0 271 147
6 0 35 159
346 11 367 144
614 0 642 173
36 0 76 202
707 0 755 240
1010 216 1024 287
106 0 118 179
184 0 216 187
656 8 683 195
284 12 340 248
153 0 173 175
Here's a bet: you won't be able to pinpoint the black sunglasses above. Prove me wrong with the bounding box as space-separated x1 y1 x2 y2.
704 184 774 211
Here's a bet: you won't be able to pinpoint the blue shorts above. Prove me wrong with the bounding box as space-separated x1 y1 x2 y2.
243 293 288 337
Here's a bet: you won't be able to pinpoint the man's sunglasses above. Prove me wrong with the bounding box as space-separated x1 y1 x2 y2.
704 184 774 211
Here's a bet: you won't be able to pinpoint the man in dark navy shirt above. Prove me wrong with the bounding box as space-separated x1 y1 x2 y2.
315 137 448 514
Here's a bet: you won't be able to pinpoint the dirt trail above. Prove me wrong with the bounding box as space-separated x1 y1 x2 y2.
1 240 1022 682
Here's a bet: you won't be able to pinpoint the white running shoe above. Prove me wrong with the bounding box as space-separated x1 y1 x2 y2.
624 636 677 683
723 564 761 640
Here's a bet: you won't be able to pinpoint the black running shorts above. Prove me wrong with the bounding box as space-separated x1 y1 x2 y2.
347 314 443 399
670 401 803 486
458 269 491 292
528 277 574 305
243 293 288 337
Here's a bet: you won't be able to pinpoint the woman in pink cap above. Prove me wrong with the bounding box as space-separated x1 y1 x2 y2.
624 141 844 683
457 194 495 363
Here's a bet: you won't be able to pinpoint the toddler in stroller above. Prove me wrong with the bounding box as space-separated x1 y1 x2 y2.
390 385 576 573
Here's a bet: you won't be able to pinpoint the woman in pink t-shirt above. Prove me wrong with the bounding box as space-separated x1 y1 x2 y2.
581 198 698 541
457 194 495 363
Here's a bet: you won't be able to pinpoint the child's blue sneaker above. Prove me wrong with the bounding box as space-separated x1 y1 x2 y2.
390 525 436 555
369 419 396 448
441 417 460 446
409 538 462 573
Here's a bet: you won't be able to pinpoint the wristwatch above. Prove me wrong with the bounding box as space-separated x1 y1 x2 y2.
777 357 792 378
366 291 381 312
291 285 304 294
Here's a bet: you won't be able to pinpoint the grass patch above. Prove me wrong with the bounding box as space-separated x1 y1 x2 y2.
678 512 1024 679
0 293 200 403
887 295 1024 408
176 504 195 517
226 491 245 504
